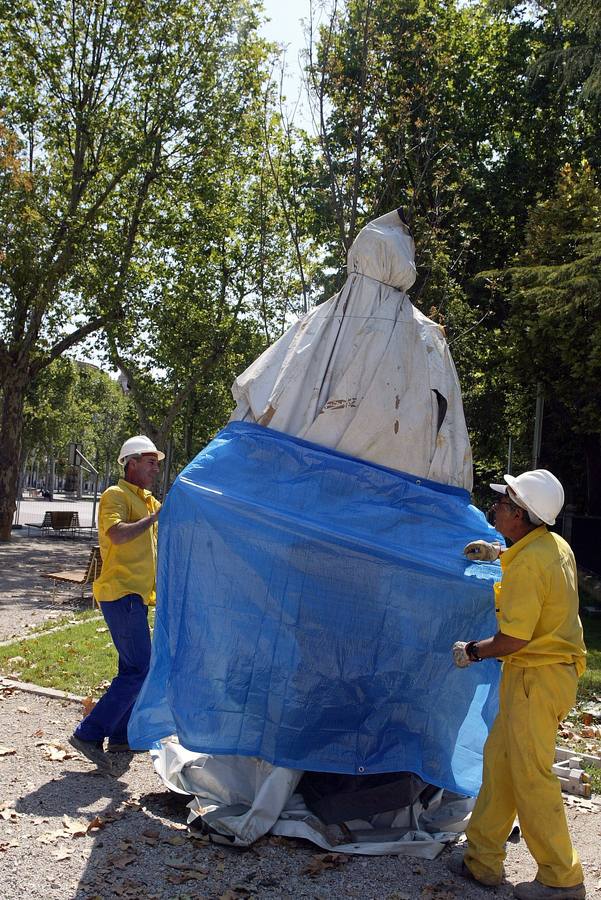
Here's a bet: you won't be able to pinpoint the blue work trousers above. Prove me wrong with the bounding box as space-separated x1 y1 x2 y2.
75 594 151 744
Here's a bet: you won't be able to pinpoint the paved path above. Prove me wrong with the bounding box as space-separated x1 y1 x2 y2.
15 496 97 528
0 534 96 641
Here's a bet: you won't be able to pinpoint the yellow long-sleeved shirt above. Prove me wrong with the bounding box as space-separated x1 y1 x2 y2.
93 479 161 605
494 525 586 676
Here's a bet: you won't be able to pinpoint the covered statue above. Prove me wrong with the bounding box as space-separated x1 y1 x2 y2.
231 208 472 490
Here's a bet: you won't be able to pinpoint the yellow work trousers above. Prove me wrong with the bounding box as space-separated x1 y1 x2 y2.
465 662 583 888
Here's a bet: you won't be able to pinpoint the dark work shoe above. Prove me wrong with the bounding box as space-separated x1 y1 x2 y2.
68 735 111 772
106 742 131 753
514 881 586 900
107 742 147 754
447 849 505 887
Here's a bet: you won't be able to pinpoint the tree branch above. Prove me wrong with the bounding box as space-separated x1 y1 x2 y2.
29 312 115 377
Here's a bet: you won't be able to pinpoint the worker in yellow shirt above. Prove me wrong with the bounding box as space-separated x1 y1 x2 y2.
69 435 164 772
449 469 587 900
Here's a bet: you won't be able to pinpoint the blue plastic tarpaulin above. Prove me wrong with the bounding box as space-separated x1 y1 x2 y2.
129 422 502 796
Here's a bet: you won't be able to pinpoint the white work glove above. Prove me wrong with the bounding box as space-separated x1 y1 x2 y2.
463 540 502 562
452 641 473 668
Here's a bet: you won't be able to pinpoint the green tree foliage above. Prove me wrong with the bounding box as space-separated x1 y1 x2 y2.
307 0 599 498
504 161 601 511
104 56 317 476
0 0 305 537
520 0 601 108
22 358 133 485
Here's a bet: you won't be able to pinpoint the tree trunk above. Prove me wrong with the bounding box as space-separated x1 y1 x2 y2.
0 369 28 541
46 446 55 500
583 432 601 515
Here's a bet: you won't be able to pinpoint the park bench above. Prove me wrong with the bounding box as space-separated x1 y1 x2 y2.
40 545 102 603
26 510 53 536
27 510 81 537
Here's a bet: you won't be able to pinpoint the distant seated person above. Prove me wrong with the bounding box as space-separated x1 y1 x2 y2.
40 488 52 500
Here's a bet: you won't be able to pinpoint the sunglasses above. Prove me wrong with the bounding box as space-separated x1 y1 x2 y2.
492 497 517 511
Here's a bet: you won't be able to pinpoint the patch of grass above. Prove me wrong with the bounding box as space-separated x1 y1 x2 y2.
26 608 101 636
583 764 601 795
579 615 601 703
0 608 154 696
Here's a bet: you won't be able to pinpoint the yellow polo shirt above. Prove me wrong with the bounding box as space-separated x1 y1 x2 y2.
494 525 586 675
93 479 161 605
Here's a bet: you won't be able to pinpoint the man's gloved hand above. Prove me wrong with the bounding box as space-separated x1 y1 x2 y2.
463 540 502 562
452 641 472 668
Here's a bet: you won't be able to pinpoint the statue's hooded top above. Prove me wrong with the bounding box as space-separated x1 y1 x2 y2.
231 208 473 490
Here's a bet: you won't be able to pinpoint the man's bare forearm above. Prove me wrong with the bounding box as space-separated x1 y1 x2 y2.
106 511 159 545
474 630 529 659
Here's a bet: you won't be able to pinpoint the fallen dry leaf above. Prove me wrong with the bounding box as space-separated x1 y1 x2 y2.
302 852 350 877
38 829 65 845
0 807 21 821
81 696 96 716
166 858 208 874
0 840 19 851
107 851 137 869
62 814 88 837
167 869 208 885
421 883 457 900
113 880 147 897
16 706 29 714
31 815 49 826
87 816 108 833
0 745 16 757
164 833 187 846
52 847 73 861
37 741 75 762
31 728 44 738
142 828 160 846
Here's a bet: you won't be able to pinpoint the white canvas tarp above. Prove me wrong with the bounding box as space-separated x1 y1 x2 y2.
151 741 474 857
231 208 473 490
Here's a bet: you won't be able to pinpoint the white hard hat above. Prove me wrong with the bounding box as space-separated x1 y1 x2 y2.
118 435 165 466
490 469 564 526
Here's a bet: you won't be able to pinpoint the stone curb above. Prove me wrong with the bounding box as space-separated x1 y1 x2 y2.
0 676 84 704
0 614 103 648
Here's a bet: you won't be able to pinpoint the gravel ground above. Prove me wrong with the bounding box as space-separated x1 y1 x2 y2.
1 689 600 900
1 535 600 899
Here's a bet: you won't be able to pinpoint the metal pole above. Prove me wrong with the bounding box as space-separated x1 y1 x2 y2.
73 449 100 530
91 472 99 529
532 383 545 469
